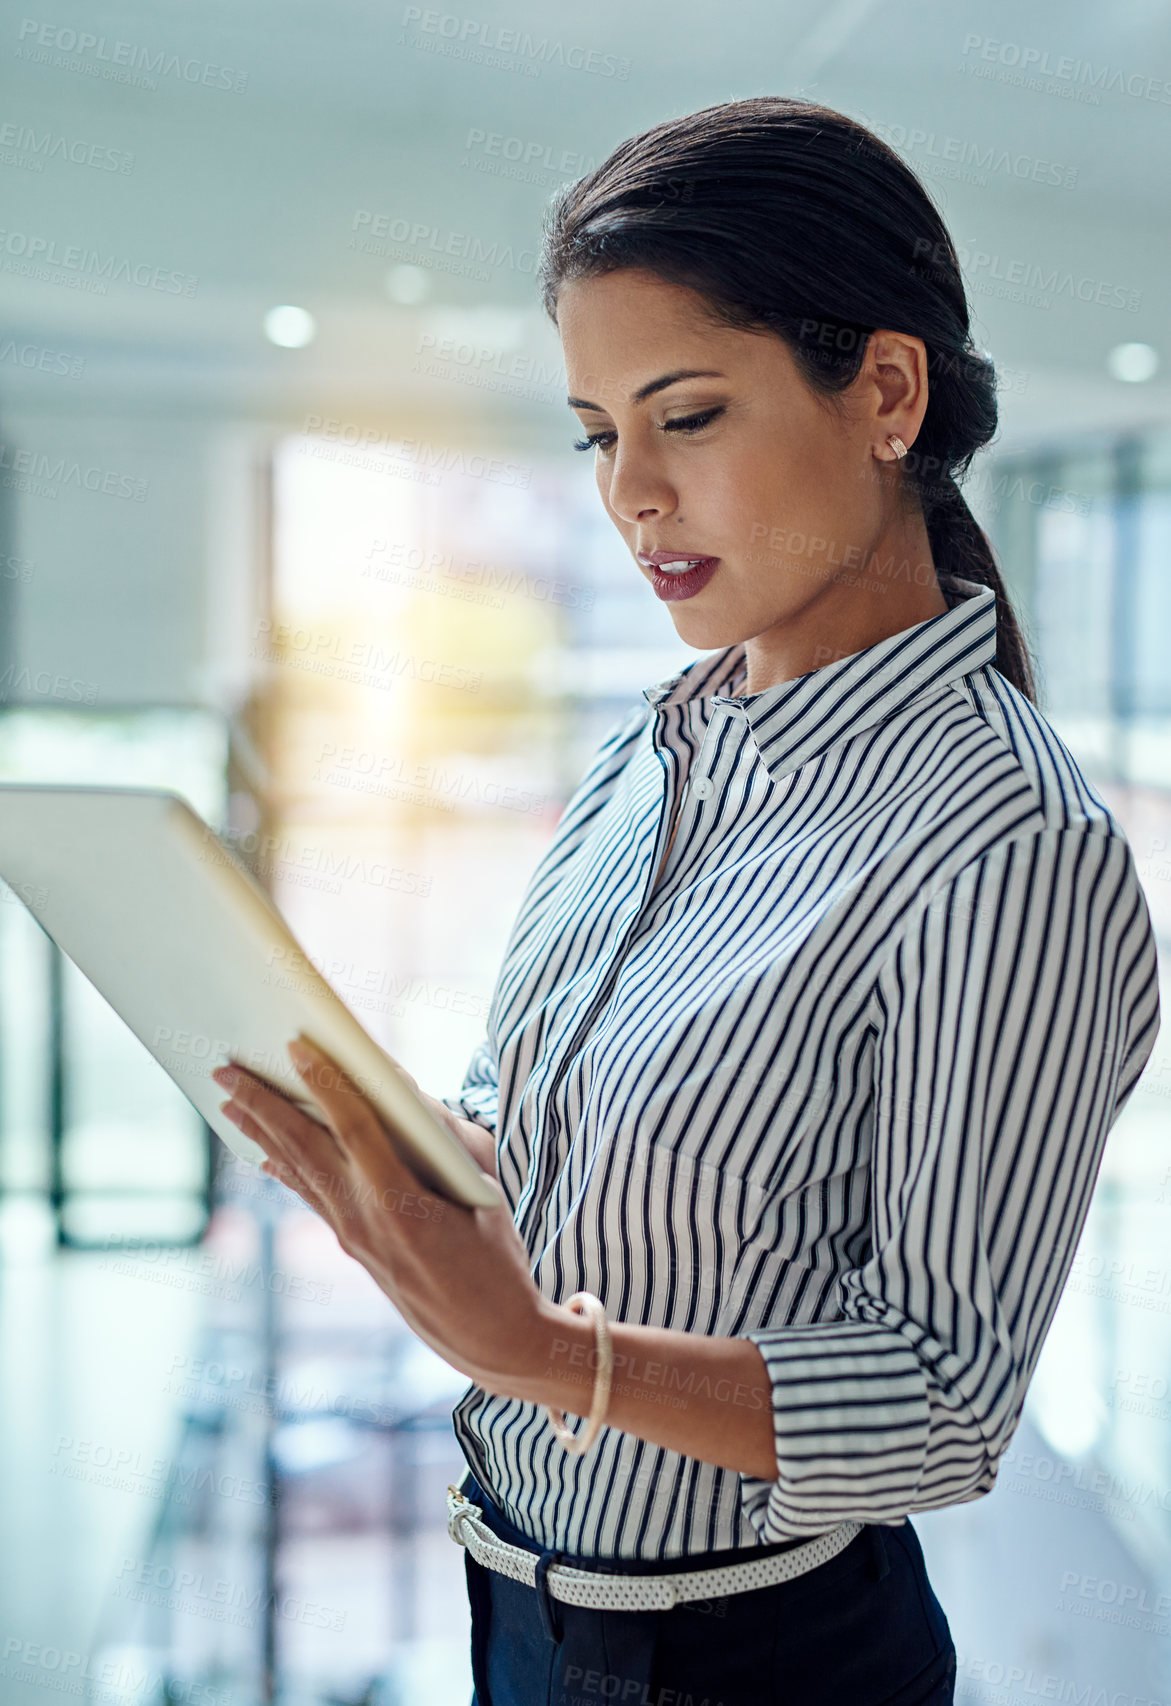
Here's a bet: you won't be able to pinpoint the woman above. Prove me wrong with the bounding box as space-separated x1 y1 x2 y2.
213 97 1162 1706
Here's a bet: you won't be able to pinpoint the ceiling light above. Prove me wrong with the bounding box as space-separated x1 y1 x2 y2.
264 305 316 348
385 264 430 304
1106 342 1158 383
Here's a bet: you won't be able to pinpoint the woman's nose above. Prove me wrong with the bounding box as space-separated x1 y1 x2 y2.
607 454 675 526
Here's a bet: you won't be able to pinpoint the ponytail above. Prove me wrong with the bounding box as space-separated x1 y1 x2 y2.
927 478 1037 703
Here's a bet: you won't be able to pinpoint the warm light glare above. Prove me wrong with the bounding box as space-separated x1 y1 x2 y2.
264 305 317 348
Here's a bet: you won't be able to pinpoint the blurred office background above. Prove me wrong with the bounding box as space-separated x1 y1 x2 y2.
0 2 1169 1701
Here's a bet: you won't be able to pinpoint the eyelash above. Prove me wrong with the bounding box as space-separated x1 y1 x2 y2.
571 407 725 453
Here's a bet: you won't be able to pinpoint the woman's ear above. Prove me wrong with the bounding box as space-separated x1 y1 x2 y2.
866 330 929 454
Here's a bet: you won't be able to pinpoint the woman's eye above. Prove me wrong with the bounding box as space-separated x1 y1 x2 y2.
663 407 724 435
571 429 617 453
571 406 724 453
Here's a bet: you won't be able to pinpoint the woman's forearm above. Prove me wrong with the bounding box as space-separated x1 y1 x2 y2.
508 1305 779 1482
415 1094 771 1473
417 1082 774 1476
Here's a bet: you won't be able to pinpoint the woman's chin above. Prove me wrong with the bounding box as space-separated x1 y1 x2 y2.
665 601 757 654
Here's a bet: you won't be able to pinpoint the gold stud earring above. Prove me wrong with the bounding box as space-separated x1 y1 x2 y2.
886 434 908 459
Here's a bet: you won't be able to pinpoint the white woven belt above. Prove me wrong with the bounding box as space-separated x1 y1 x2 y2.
446 1483 863 1612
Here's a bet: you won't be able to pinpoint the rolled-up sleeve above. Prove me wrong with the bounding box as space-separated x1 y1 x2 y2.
738 825 1162 1542
441 1033 500 1135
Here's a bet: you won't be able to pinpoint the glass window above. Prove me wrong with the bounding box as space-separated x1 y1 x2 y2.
0 705 231 1245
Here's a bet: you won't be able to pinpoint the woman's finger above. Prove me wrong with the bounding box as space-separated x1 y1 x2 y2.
220 1099 334 1216
287 1036 427 1192
214 1063 343 1176
213 1063 361 1232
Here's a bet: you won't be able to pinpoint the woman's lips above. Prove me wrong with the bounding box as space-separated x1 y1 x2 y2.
645 556 722 602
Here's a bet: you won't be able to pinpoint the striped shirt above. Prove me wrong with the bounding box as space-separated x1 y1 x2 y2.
443 577 1162 1561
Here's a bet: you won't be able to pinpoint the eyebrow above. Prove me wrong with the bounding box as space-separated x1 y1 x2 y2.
567 369 727 411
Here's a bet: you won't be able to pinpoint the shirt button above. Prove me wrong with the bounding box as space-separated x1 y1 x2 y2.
691 776 714 800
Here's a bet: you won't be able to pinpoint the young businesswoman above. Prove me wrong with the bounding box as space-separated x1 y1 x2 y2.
214 97 1162 1706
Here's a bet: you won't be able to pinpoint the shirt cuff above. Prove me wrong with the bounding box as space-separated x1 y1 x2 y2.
737 1320 932 1542
440 1089 497 1134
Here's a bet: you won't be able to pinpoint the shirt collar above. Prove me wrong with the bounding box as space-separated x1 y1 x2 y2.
640 579 998 784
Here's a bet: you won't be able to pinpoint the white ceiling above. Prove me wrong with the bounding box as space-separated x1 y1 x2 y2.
3 0 1171 450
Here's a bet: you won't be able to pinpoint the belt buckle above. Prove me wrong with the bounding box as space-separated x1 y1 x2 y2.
446 1482 481 1547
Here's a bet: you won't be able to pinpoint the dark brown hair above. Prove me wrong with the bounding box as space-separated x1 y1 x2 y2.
537 95 1037 702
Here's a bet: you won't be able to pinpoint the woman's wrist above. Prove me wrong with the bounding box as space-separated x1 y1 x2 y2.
448 1113 498 1179
420 1089 498 1179
500 1306 779 1480
494 1298 596 1406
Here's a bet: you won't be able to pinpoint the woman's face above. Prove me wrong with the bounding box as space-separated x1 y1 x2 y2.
557 267 939 684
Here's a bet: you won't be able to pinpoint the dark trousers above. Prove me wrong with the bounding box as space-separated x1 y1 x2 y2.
461 1472 956 1706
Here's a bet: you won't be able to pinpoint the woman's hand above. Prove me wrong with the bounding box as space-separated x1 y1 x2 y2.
381 1057 498 1180
211 1038 781 1477
210 1036 559 1399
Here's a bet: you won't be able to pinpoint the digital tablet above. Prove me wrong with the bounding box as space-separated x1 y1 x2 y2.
0 784 499 1210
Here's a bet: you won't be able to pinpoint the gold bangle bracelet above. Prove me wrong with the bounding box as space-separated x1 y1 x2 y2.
545 1291 613 1456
